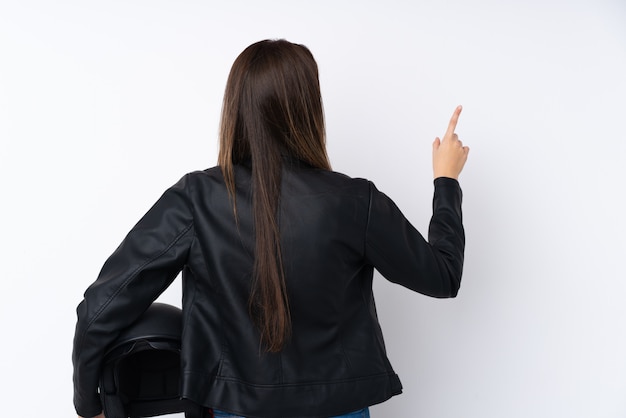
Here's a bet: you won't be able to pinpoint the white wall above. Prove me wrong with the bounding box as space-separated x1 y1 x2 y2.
1 0 624 416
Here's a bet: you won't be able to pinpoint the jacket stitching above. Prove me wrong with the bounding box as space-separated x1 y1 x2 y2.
77 221 194 353
364 181 374 259
210 371 395 388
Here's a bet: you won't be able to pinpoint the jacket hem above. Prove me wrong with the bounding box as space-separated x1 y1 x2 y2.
181 371 402 418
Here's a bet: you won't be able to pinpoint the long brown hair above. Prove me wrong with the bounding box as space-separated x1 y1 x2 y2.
218 40 331 352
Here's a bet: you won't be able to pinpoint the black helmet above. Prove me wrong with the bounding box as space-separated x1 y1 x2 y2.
99 303 202 418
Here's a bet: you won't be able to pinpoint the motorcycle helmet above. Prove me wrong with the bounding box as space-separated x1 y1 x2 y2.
98 303 202 418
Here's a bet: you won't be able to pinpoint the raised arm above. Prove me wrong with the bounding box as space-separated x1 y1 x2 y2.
365 106 469 296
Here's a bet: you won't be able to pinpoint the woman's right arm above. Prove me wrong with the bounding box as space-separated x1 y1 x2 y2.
72 175 195 417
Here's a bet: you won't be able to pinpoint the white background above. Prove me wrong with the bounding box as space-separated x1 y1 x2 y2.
1 1 625 417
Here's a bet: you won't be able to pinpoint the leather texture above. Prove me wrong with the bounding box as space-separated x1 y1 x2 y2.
73 160 465 418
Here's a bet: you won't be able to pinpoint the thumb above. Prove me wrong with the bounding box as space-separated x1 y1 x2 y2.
432 137 441 150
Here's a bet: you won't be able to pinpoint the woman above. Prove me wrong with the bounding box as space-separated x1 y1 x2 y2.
73 39 469 418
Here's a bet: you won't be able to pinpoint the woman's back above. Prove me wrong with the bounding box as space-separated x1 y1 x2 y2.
161 159 460 416
178 162 404 415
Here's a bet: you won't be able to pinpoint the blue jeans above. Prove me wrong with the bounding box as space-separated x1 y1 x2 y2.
212 407 370 417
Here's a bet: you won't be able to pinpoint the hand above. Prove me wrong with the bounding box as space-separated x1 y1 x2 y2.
432 105 469 180
78 413 105 418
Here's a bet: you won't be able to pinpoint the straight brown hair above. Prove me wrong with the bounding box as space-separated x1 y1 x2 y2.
218 39 331 352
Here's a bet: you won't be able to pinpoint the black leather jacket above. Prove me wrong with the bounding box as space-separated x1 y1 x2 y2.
73 161 465 418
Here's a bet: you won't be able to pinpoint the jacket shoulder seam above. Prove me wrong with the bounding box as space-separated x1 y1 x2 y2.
76 221 194 353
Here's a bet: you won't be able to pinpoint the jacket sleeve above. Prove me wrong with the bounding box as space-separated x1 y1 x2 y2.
364 177 465 298
72 175 195 417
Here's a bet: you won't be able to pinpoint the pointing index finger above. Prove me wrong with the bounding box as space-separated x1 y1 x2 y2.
444 105 463 139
